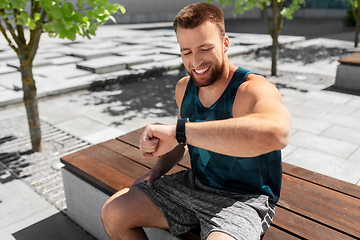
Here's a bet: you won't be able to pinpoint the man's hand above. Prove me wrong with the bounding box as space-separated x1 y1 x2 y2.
139 124 178 159
132 169 162 186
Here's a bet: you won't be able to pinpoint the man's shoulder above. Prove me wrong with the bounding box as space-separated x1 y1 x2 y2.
176 75 190 92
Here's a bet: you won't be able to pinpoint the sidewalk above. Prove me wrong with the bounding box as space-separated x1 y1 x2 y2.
1 19 360 240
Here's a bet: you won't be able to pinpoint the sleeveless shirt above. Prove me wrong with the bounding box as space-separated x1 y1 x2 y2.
180 67 282 203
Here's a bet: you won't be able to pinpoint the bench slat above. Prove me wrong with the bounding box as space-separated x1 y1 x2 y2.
61 152 134 193
262 226 302 240
279 174 360 238
99 139 187 174
272 207 356 240
338 52 360 66
79 144 150 183
282 162 360 199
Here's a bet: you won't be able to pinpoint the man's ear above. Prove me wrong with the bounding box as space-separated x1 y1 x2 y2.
223 36 230 53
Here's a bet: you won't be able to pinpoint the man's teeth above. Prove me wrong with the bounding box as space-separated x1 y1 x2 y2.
195 67 209 74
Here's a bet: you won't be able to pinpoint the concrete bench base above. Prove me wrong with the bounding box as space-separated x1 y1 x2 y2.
334 64 360 91
61 168 184 240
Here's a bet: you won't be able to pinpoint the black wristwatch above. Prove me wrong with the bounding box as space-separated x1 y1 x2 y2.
176 118 189 144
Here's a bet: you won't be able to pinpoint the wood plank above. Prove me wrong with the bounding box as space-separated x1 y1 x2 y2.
99 139 187 175
272 207 356 240
338 52 360 66
279 174 360 238
282 162 360 199
262 226 302 240
116 126 146 147
61 152 134 194
79 144 150 181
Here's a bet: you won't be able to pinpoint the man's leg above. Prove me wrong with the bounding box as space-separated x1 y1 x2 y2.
207 231 236 240
101 186 169 240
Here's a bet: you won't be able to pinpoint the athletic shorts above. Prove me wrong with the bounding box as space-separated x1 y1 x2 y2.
134 170 275 240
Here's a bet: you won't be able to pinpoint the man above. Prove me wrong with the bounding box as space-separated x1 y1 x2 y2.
101 3 291 240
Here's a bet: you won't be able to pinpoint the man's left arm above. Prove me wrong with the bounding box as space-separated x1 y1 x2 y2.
140 76 291 158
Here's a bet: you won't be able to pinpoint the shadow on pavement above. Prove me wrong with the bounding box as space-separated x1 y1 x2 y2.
12 212 96 240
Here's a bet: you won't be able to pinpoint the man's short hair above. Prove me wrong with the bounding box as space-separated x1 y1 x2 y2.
173 2 225 38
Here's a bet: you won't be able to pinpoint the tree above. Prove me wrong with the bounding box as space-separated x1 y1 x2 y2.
343 0 360 47
207 0 305 76
0 0 125 152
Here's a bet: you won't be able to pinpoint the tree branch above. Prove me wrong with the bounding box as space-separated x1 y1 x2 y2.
1 10 23 48
272 0 279 42
0 16 18 54
14 9 26 44
278 1 284 33
28 10 46 62
262 3 274 38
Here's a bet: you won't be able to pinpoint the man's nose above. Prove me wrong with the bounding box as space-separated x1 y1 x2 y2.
192 52 203 68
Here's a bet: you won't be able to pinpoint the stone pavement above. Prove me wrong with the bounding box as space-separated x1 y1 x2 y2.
1 20 360 240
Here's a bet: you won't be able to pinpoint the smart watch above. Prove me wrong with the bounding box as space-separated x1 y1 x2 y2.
176 118 189 144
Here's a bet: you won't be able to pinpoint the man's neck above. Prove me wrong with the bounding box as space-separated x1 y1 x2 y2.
198 61 237 108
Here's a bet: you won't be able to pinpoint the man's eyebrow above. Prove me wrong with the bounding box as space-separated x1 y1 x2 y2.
180 44 213 52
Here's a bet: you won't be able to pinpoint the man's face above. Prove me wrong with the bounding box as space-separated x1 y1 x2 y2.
176 21 228 88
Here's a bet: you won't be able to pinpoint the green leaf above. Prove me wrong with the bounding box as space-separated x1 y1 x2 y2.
28 18 36 30
52 6 63 19
39 0 53 9
88 0 96 8
86 10 94 20
34 12 40 22
73 12 83 22
62 2 74 18
77 0 86 9
119 5 126 14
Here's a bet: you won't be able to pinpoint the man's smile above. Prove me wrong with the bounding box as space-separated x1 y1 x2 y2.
194 66 210 74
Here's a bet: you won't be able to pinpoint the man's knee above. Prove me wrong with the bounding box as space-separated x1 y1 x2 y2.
101 188 132 230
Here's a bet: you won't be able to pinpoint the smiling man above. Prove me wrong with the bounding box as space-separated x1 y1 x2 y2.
101 3 291 240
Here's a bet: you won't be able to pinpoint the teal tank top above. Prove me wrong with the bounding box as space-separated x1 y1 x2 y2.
180 67 282 203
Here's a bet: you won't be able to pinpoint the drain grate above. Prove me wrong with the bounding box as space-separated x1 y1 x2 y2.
0 115 91 210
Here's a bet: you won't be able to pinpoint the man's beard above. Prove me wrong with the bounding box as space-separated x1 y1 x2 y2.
189 57 225 88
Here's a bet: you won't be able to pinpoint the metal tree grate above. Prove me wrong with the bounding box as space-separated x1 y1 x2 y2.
0 115 91 210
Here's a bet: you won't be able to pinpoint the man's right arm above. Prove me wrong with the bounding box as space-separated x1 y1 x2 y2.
134 76 190 185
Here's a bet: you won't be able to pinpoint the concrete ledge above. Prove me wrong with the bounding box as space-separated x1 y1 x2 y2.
61 168 183 240
335 62 360 91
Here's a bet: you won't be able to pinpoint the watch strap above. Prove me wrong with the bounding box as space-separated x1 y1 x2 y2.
176 118 189 144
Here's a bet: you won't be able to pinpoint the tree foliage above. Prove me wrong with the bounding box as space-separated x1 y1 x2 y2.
207 0 305 75
342 0 360 47
0 0 125 152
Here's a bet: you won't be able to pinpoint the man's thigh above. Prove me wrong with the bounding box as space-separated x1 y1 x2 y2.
207 231 236 240
103 186 169 229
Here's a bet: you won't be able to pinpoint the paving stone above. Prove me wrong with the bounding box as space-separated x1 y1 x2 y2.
282 144 299 158
290 115 332 134
54 116 108 138
345 97 360 108
0 180 57 229
71 41 119 50
0 65 17 75
38 103 81 125
290 131 359 159
69 48 114 60
0 50 18 61
33 64 92 79
321 125 360 145
7 58 52 69
82 127 126 144
77 55 153 74
119 48 161 56
320 113 360 131
159 48 181 56
350 108 360 119
283 102 328 120
112 44 154 54
227 45 257 57
0 72 22 90
50 56 84 65
284 148 360 184
348 148 360 163
35 52 64 59
302 99 358 115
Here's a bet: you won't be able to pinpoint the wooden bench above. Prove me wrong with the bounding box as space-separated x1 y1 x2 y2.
60 126 360 240
335 52 360 91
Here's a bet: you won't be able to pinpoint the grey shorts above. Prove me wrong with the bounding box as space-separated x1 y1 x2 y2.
134 170 275 240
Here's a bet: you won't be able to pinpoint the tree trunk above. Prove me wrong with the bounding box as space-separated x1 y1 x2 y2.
271 36 279 76
355 22 359 48
19 58 43 152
